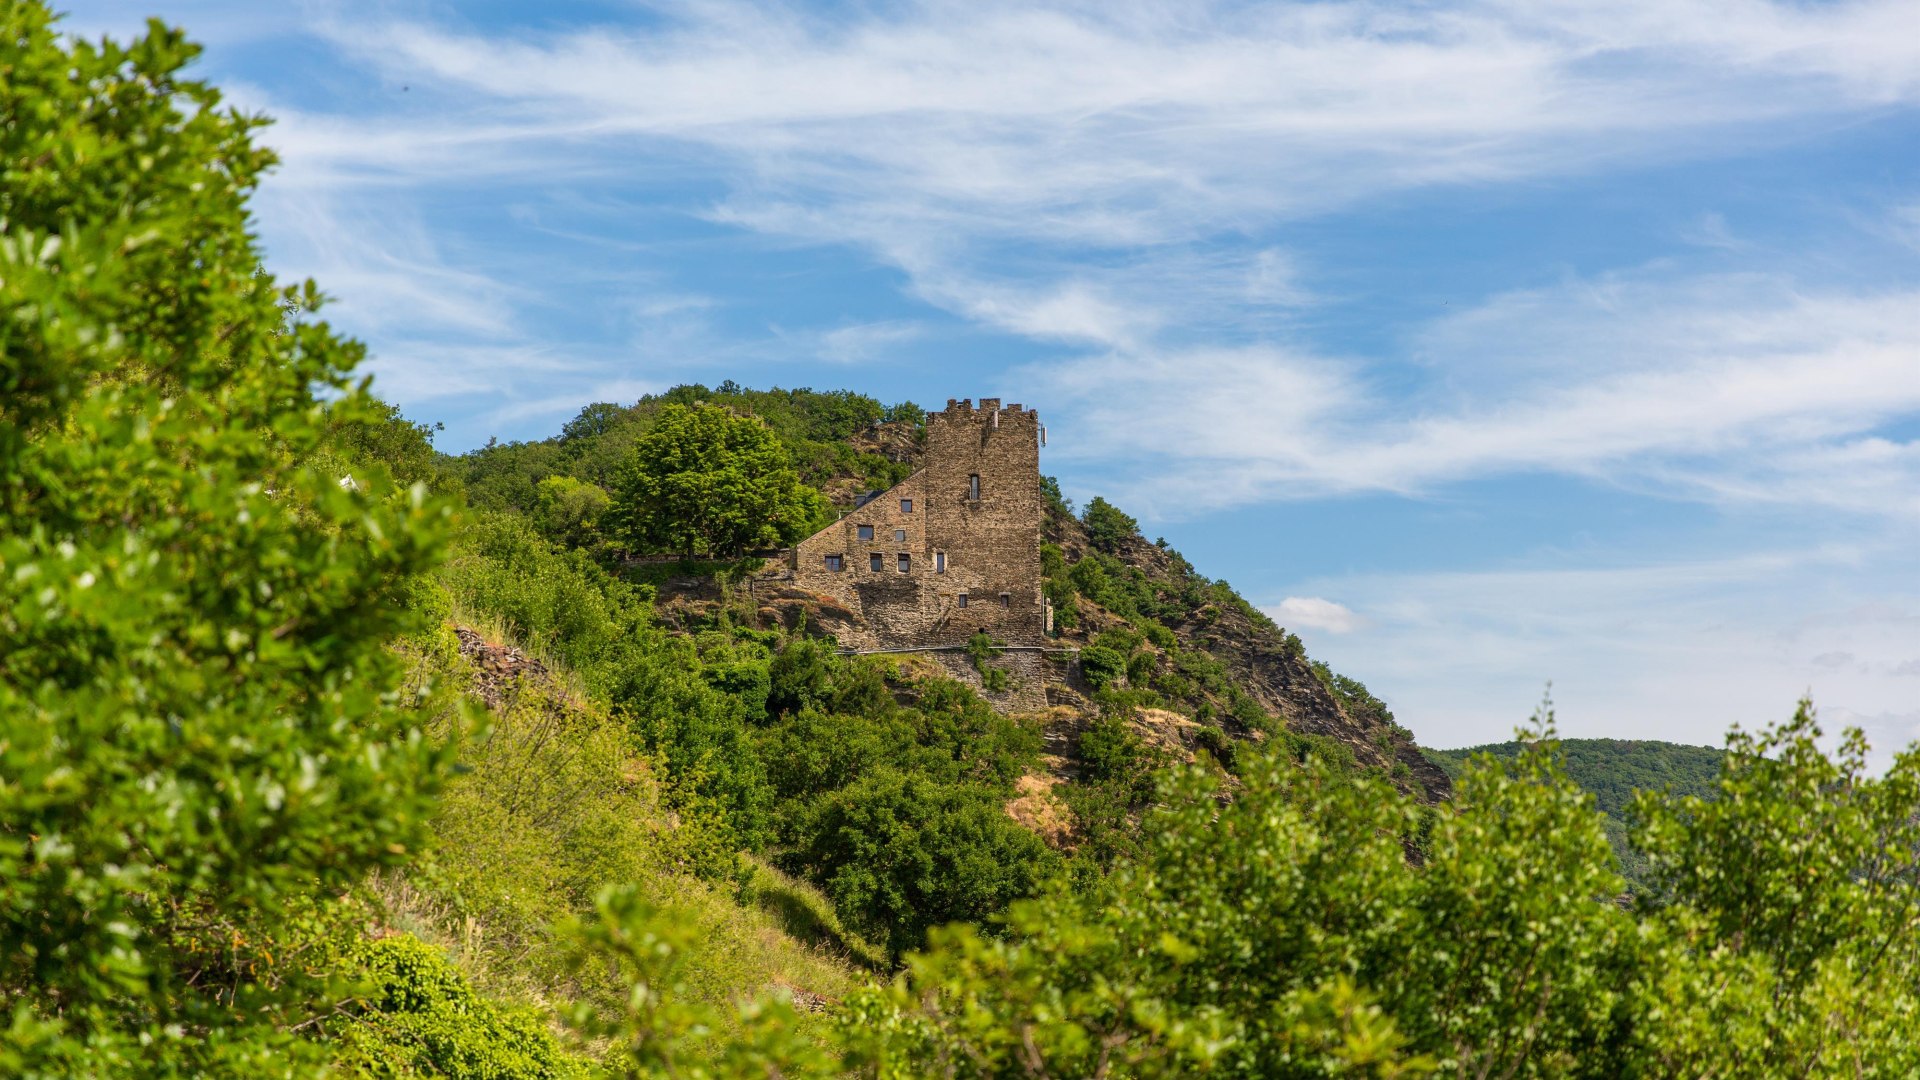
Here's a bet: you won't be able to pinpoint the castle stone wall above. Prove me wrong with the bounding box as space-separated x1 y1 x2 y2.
787 398 1047 660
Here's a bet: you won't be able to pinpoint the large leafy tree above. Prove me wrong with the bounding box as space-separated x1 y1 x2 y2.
610 402 827 557
0 7 451 1075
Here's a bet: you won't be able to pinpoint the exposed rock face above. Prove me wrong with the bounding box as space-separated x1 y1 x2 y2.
1047 524 1454 803
453 626 552 711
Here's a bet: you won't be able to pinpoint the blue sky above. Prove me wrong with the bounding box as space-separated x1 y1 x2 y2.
71 0 1920 754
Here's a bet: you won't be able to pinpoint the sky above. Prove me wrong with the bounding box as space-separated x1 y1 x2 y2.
68 0 1920 757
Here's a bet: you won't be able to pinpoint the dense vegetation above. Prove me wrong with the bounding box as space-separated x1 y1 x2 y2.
1427 739 1727 885
11 7 1920 1076
1427 738 1725 818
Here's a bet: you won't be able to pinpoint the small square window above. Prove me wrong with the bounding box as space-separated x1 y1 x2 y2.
857 524 874 541
900 498 913 513
934 552 946 573
824 554 843 572
956 594 969 608
869 553 884 572
898 553 911 573
968 474 981 500
998 593 1010 608
894 529 906 543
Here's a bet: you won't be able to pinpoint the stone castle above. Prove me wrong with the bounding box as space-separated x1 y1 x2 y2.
786 397 1055 707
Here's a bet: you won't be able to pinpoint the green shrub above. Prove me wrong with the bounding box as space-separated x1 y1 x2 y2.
335 937 582 1080
531 475 611 551
786 770 1057 957
1080 646 1127 691
704 661 773 725
1077 716 1147 785
1081 496 1139 552
0 9 452 1072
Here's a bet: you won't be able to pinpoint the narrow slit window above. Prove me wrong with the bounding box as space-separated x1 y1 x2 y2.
869 553 883 572
968 474 981 500
898 553 911 573
857 524 874 541
957 594 969 608
900 498 913 513
934 552 946 573
894 529 906 543
998 593 1011 608
824 554 843 572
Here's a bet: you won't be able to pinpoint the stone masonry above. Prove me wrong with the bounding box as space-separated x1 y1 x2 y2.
788 398 1052 707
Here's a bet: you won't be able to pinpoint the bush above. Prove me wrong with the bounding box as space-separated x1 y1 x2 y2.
1080 646 1127 691
334 937 581 1080
531 475 611 551
0 9 452 1072
786 770 1058 957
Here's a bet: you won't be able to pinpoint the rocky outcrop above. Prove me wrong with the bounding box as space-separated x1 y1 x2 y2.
453 626 553 711
1046 518 1453 803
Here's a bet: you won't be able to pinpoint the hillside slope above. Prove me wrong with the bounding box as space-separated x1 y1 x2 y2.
1040 502 1452 801
607 399 1451 804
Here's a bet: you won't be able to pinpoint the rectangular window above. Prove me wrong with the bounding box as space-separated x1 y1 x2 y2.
934 552 946 573
957 594 968 608
999 593 1011 608
824 554 843 572
857 524 874 541
897 553 911 573
893 529 906 543
968 474 981 500
900 498 913 513
869 553 883 572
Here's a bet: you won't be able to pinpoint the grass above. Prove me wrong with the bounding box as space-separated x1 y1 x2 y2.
375 614 874 1055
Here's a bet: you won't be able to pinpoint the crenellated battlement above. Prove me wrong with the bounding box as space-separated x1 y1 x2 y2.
941 397 1035 418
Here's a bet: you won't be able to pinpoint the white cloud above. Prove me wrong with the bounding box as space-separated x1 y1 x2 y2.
806 321 927 364
1034 271 1920 520
1271 597 1369 634
222 0 1920 362
1284 543 1920 764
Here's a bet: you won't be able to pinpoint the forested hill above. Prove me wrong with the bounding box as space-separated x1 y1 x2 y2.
1427 738 1726 886
24 12 1920 1074
445 383 1451 807
1425 738 1725 819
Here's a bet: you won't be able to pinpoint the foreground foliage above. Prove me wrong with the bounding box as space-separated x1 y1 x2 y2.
577 702 1920 1078
0 7 450 1074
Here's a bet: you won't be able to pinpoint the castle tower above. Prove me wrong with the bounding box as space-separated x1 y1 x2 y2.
921 398 1045 647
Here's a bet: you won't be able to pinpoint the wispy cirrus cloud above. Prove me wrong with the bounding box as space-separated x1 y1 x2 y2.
1034 270 1920 520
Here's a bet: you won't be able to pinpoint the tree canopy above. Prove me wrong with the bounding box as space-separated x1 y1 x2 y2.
609 403 828 557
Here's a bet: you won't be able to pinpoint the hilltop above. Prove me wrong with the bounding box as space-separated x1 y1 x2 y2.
450 385 1450 798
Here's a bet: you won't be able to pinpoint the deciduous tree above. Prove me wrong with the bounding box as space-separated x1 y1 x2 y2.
610 403 827 557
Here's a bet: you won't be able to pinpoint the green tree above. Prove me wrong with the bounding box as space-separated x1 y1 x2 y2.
533 474 612 549
610 403 828 557
1082 496 1139 553
0 7 452 1075
789 770 1058 958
